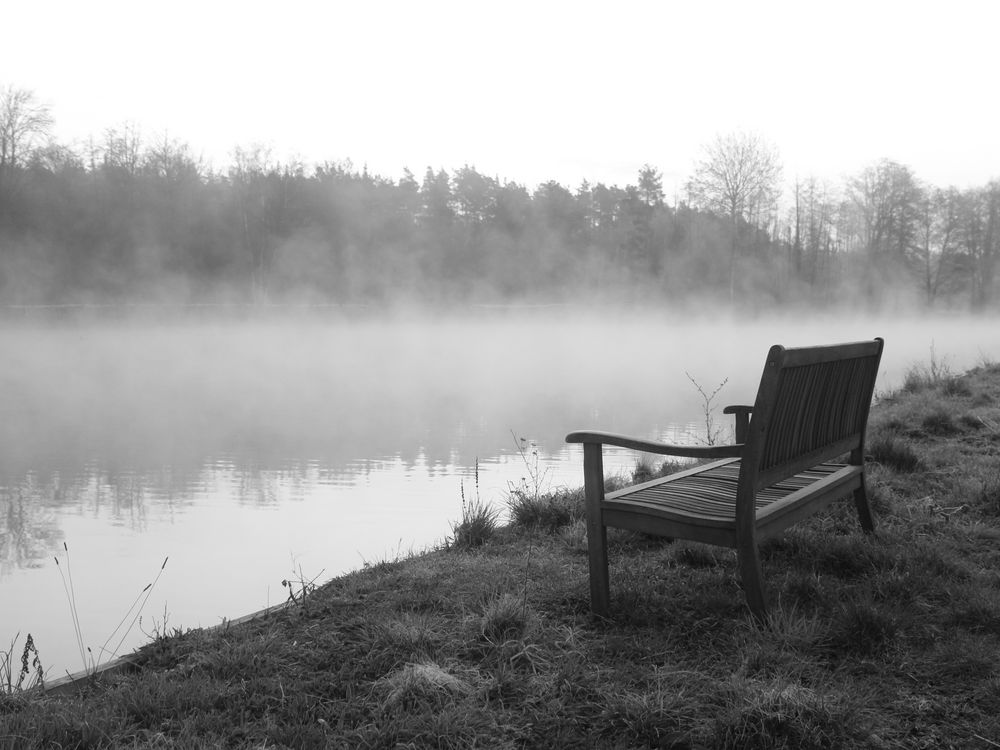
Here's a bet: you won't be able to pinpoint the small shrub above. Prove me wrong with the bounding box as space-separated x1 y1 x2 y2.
903 367 928 393
972 391 995 407
941 376 972 397
976 354 1000 374
881 416 906 431
868 434 922 472
921 408 958 435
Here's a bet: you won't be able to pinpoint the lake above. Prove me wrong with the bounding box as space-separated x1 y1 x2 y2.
1 309 996 679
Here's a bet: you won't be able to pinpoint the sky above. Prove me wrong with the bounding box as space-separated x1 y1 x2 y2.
2 0 997 196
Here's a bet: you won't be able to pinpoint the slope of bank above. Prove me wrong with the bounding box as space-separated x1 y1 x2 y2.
3 361 1000 748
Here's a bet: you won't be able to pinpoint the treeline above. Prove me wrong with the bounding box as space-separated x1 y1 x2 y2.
0 98 997 312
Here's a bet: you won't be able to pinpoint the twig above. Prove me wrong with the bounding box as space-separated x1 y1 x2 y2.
684 372 729 446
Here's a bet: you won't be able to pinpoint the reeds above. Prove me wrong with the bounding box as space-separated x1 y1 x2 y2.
55 542 169 675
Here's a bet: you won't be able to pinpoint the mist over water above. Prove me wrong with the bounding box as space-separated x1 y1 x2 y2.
1 309 996 678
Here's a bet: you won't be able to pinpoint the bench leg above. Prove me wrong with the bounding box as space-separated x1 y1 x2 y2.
853 481 876 533
587 524 610 615
737 542 767 620
583 443 610 615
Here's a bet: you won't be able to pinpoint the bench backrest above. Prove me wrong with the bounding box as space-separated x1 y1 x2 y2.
745 338 884 489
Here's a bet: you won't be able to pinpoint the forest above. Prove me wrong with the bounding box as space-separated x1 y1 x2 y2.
1 86 998 313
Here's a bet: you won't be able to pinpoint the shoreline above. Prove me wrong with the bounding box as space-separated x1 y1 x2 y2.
42 600 294 697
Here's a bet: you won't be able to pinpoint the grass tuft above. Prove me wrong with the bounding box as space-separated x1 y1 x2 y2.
631 456 658 484
449 497 499 549
673 544 722 568
921 407 959 435
556 517 588 553
479 593 532 643
868 433 922 472
506 488 581 531
376 661 476 711
713 678 870 749
450 460 500 549
828 601 898 656
903 343 954 393
941 376 973 397
632 457 690 484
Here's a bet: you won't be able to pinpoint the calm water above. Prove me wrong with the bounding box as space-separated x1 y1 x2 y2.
1 310 996 678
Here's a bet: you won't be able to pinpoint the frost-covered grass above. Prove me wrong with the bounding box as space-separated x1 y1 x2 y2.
3 364 1000 748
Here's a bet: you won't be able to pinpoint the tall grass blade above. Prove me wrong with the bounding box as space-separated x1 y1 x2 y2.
55 547 87 670
108 556 169 662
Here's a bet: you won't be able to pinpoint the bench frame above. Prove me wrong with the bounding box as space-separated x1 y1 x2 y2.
566 338 884 618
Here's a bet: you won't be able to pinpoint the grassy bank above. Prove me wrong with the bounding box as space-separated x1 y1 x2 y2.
3 362 1000 749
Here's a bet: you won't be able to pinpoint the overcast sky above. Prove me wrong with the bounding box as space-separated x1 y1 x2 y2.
3 0 997 195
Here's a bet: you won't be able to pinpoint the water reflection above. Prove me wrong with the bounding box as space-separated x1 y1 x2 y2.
1 490 62 573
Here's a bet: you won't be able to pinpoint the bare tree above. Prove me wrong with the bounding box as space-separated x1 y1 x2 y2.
102 122 143 176
847 161 922 264
0 86 54 170
144 132 201 182
961 181 1000 311
915 186 961 306
791 177 839 296
686 132 782 302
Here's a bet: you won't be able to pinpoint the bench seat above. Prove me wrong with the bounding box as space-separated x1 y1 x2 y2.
603 459 861 547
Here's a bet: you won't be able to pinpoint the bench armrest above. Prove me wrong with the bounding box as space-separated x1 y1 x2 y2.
723 405 754 443
565 430 743 459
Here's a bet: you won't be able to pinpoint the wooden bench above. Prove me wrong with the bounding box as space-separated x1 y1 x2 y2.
566 338 884 618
